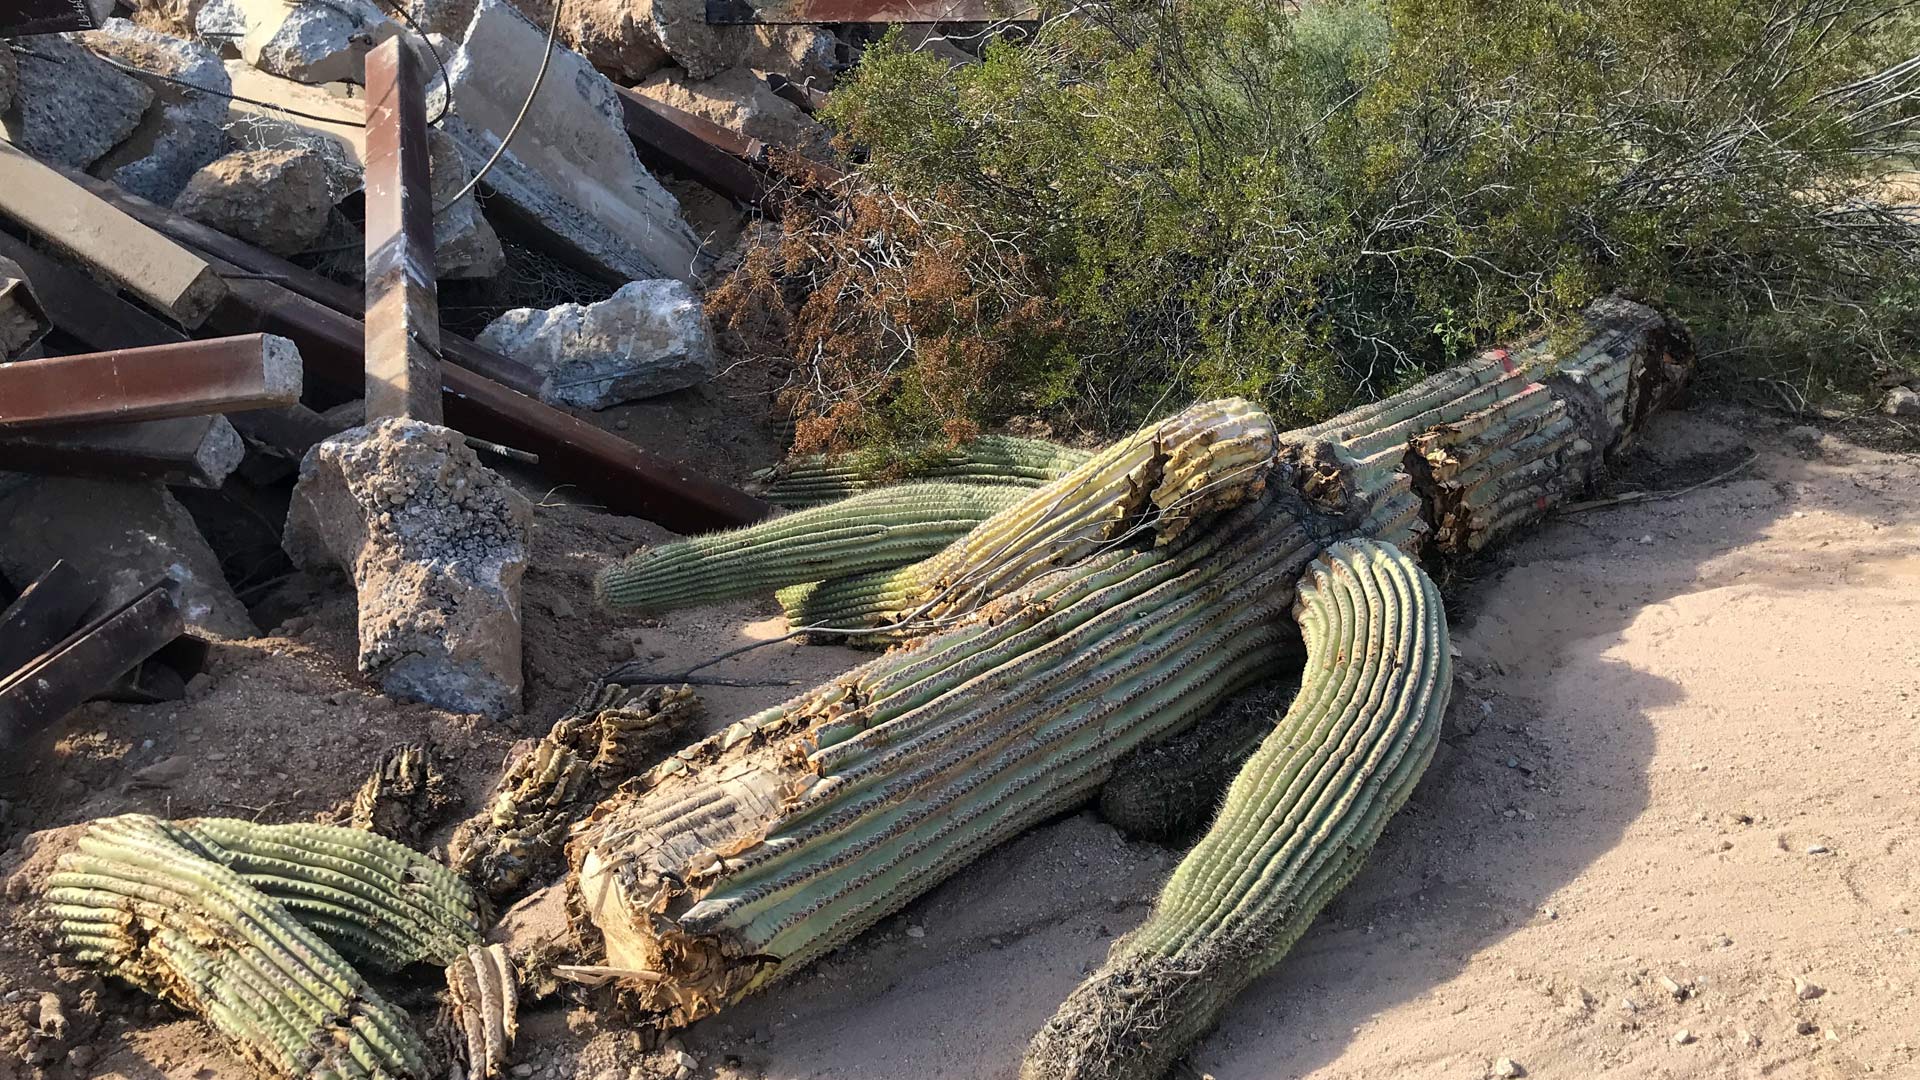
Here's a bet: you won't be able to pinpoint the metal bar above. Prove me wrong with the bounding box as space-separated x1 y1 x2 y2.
0 582 184 749
612 86 771 207
362 38 442 424
61 166 548 399
0 334 303 430
0 254 53 360
0 142 227 327
0 229 186 352
0 0 113 36
0 560 94 677
765 73 829 115
705 0 1036 22
202 275 775 532
0 415 244 488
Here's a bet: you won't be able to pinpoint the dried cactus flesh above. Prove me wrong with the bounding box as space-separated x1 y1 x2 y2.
337 743 455 846
445 943 518 1080
595 483 1029 615
1096 677 1298 845
770 398 1278 633
754 435 1093 508
571 493 1324 1028
177 817 483 972
43 814 430 1080
451 683 702 903
1022 540 1451 1080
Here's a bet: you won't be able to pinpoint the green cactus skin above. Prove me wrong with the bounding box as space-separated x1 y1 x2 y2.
174 818 483 972
594 483 1028 615
1021 540 1451 1080
571 492 1323 1028
763 398 1278 633
451 683 702 903
754 435 1094 508
43 814 430 1080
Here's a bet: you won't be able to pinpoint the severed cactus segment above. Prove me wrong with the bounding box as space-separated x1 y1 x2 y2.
452 683 702 903
43 814 430 1080
570 492 1323 1028
765 398 1279 633
177 818 483 972
595 483 1028 615
445 944 518 1080
754 434 1093 508
336 744 456 846
1022 541 1451 1080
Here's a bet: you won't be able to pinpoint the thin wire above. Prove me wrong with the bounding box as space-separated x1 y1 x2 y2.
436 0 562 213
369 0 452 126
71 47 369 128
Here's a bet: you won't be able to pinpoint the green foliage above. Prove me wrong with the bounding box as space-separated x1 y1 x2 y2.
757 0 1920 444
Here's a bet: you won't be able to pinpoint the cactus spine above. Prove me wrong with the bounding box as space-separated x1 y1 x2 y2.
1022 541 1451 1080
755 434 1093 507
595 483 1027 615
44 814 431 1080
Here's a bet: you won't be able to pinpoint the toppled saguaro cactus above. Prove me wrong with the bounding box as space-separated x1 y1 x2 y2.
451 683 702 903
572 493 1323 1027
1022 541 1450 1080
773 398 1278 632
755 434 1094 508
178 818 483 972
43 814 432 1080
595 483 1028 615
445 943 519 1080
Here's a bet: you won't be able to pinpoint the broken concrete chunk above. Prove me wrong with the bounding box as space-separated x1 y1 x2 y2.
0 40 17 114
2 36 155 170
222 61 365 201
82 19 232 204
175 147 332 256
0 476 257 639
428 127 505 280
745 24 840 91
430 0 704 284
634 66 832 160
195 0 248 44
238 0 401 83
285 419 531 718
638 0 748 79
478 279 715 409
1884 385 1920 418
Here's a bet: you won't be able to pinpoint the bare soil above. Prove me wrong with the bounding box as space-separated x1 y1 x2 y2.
2 403 1915 1080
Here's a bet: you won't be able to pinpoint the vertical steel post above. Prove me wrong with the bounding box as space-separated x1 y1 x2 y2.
363 37 444 424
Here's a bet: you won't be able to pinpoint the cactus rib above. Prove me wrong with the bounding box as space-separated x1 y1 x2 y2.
1021 541 1451 1080
755 434 1093 507
43 814 430 1080
595 483 1028 615
445 944 518 1080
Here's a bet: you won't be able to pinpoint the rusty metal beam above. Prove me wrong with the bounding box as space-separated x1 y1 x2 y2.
362 38 442 424
62 167 548 399
0 334 303 430
0 227 187 352
0 582 184 749
0 0 113 36
705 0 1035 22
0 415 245 488
613 86 771 206
0 560 93 678
1 254 53 360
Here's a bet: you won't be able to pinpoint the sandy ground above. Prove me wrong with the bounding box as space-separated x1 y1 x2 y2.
2 403 1916 1080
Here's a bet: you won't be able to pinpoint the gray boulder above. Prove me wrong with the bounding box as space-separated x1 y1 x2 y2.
3 36 154 170
175 147 332 256
237 0 403 83
478 279 715 409
83 19 232 204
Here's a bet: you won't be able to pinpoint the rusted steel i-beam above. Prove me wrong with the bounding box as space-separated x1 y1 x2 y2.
0 0 113 36
0 582 184 750
705 0 1034 22
362 38 443 424
0 334 303 430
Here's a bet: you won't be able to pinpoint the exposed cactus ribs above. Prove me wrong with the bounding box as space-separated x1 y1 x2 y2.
1022 541 1452 1080
595 483 1028 615
445 943 518 1080
43 814 432 1080
774 398 1279 633
334 743 456 847
570 492 1324 1028
451 683 702 904
754 435 1094 508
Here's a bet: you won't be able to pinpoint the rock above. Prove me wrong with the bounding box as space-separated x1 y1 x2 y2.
498 0 748 80
634 66 833 160
905 924 925 939
1883 386 1920 418
223 61 367 202
478 280 715 408
1784 424 1821 444
430 0 704 283
1671 1028 1695 1046
82 20 232 204
0 476 257 638
175 147 332 256
237 0 402 83
1806 843 1830 855
2 36 155 170
285 419 531 718
1491 1057 1524 1079
0 39 17 114
66 1045 95 1069
1658 975 1689 1000
744 24 840 90
196 0 249 43
427 127 504 279
1793 976 1825 1000
125 755 195 790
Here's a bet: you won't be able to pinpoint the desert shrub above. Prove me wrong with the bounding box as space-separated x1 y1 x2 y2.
711 0 1920 451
